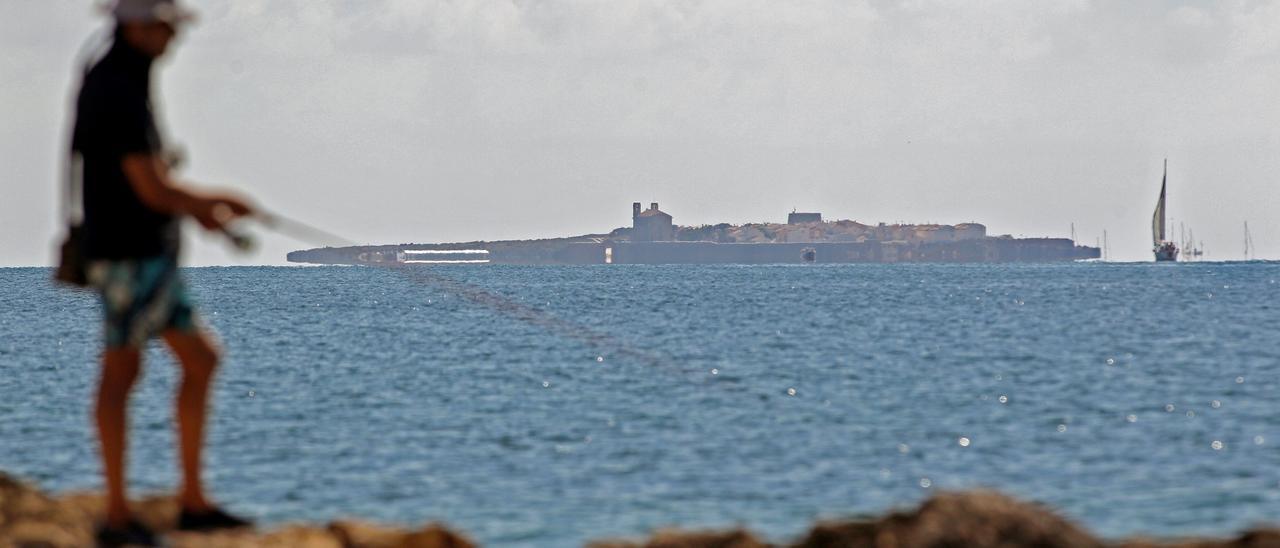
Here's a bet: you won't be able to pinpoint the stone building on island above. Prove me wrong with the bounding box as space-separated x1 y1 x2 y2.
631 202 673 242
787 211 822 224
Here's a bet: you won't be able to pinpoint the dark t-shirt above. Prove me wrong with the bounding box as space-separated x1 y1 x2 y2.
72 39 178 260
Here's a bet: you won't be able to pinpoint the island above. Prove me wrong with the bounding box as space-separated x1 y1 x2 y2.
287 203 1100 265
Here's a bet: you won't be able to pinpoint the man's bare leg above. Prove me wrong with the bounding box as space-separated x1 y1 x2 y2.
97 346 142 529
162 329 219 512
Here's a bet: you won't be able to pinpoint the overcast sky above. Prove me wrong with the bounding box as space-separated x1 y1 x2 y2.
2 0 1277 265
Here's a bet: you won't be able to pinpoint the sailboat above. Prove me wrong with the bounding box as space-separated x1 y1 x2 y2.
1244 221 1256 260
1152 159 1179 262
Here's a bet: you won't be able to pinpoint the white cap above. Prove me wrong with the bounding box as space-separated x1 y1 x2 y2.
109 0 197 26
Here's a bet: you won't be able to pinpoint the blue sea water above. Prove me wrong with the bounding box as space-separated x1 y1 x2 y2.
1 263 1278 546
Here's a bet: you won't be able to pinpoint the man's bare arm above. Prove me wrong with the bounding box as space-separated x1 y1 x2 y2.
121 153 252 230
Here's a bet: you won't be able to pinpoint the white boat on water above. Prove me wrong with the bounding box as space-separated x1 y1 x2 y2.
1152 159 1179 262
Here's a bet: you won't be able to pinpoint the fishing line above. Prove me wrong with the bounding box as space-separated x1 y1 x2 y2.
240 211 686 376
233 217 1184 465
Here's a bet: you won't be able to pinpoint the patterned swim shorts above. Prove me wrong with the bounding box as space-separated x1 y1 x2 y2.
88 256 198 349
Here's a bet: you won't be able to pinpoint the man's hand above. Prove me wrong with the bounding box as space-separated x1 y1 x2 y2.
122 153 254 231
191 195 254 231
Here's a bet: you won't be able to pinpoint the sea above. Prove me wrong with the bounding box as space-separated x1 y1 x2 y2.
1 262 1278 546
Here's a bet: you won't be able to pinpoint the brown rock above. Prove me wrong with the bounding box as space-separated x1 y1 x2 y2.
0 473 95 547
163 526 344 547
791 490 1102 548
330 520 476 548
5 471 1280 548
587 528 768 548
0 472 473 548
1116 529 1280 548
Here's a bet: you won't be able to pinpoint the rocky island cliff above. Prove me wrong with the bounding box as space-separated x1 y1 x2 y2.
288 203 1099 266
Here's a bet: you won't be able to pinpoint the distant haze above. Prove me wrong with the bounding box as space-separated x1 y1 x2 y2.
2 0 1277 266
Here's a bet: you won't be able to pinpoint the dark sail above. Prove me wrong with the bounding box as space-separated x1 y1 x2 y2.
1152 163 1166 245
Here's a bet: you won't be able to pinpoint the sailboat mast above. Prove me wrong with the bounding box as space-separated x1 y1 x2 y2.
1153 159 1168 245
1149 159 1181 262
1162 159 1168 242
1245 221 1253 259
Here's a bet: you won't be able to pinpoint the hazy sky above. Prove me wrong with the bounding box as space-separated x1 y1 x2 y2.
2 0 1277 265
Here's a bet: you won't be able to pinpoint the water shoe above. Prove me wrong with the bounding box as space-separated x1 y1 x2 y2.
95 519 158 547
176 506 253 532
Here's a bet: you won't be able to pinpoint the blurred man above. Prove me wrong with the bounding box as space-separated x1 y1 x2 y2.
71 0 254 544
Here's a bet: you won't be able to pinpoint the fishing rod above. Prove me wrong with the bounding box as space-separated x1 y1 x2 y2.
256 212 359 249
216 209 357 252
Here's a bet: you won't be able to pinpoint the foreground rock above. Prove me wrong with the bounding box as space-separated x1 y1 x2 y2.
0 473 473 547
595 491 1280 548
4 472 1278 547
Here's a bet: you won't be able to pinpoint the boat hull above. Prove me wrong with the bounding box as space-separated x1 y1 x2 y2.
1154 243 1179 262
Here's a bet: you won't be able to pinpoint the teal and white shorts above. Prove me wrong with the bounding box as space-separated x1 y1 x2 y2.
88 256 198 349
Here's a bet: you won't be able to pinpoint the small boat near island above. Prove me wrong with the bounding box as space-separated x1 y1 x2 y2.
1152 159 1179 262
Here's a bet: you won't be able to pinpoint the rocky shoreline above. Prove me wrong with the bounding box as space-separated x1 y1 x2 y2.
2 472 1275 547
